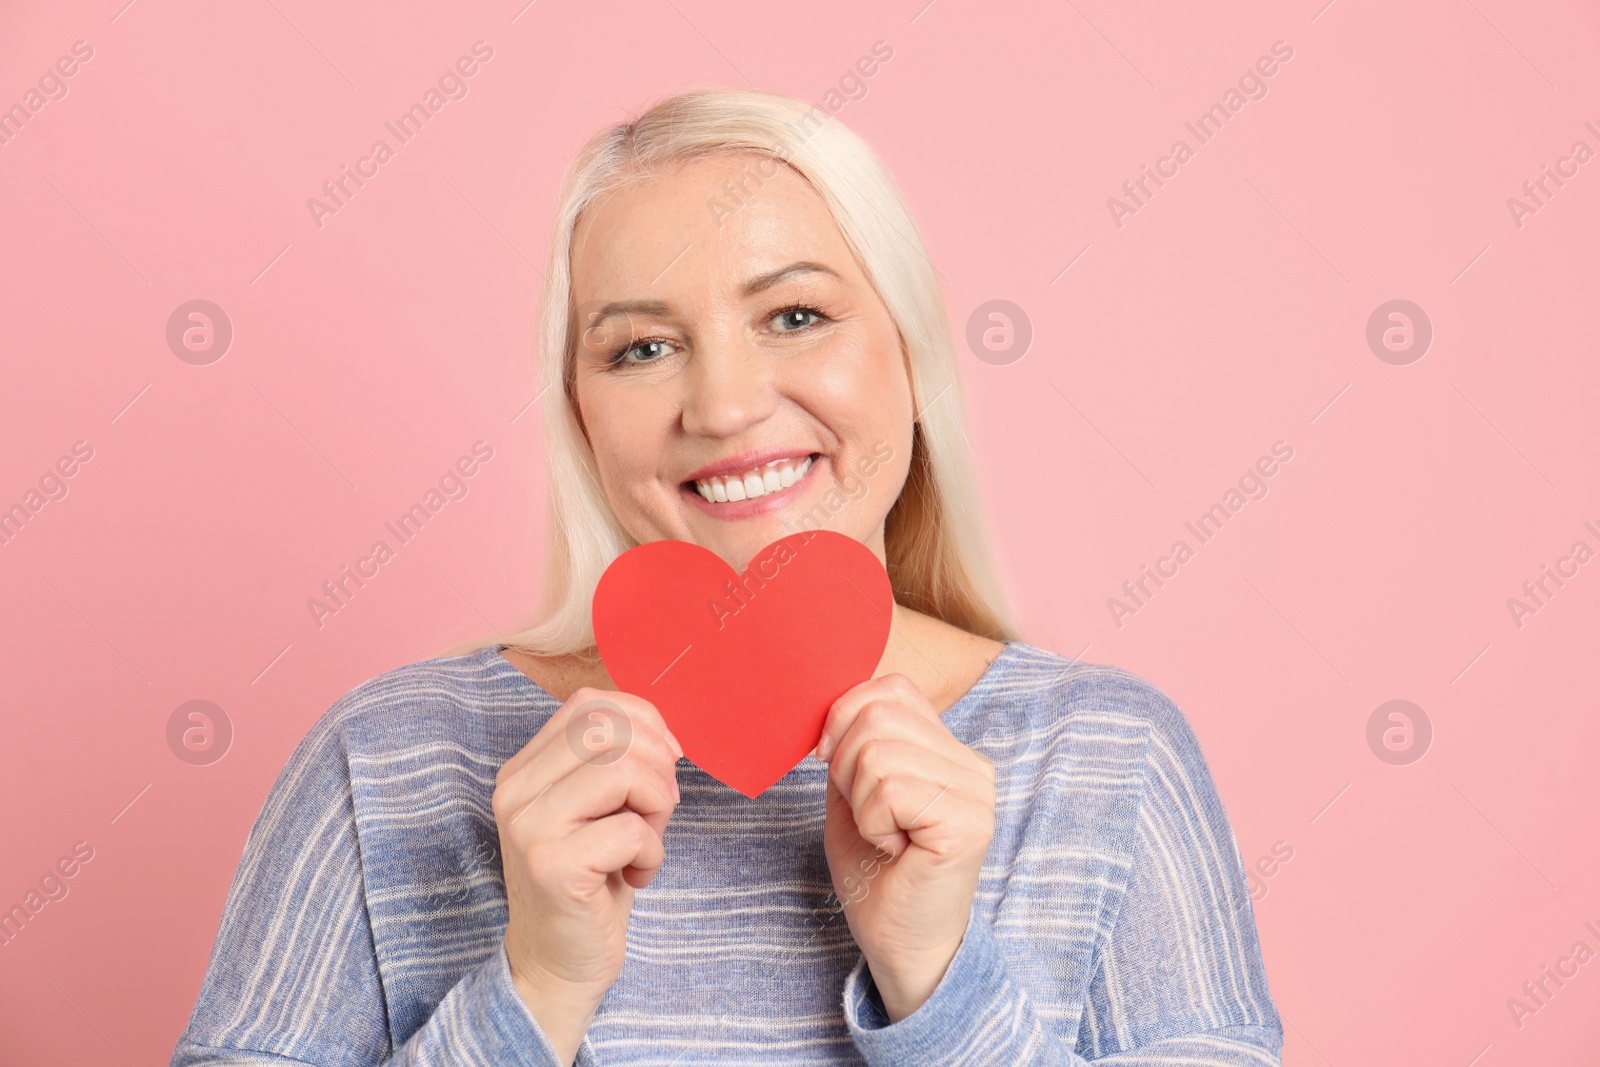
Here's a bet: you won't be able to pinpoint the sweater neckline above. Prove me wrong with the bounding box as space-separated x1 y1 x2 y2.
475 639 1022 732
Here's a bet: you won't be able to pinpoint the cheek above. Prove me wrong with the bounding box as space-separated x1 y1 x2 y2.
807 331 911 420
576 382 667 496
799 333 915 506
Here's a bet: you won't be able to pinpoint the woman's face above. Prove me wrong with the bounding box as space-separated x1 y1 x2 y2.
569 151 916 574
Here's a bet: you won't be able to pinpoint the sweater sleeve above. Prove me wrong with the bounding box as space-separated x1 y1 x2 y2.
840 688 1283 1065
168 710 594 1067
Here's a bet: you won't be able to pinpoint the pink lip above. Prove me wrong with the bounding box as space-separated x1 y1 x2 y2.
680 453 822 520
681 448 819 485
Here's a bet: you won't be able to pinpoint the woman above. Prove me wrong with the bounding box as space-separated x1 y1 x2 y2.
172 89 1282 1065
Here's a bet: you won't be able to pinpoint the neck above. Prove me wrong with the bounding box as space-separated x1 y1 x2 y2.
871 602 1008 715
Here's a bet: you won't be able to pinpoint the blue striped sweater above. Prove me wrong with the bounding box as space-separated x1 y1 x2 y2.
170 641 1283 1065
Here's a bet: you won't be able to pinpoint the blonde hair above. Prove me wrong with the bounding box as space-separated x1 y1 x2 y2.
437 88 1018 661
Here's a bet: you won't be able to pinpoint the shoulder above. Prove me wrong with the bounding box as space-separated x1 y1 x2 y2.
1001 644 1241 844
978 643 1218 802
977 646 1250 910
329 645 520 726
988 641 1194 741
282 646 548 783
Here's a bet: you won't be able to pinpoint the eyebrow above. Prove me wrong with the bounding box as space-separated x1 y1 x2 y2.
741 261 840 296
585 262 841 324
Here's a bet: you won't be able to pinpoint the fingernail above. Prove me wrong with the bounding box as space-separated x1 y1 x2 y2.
815 732 833 761
665 729 683 759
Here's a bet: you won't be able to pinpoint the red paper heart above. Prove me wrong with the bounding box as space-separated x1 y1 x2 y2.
591 530 894 798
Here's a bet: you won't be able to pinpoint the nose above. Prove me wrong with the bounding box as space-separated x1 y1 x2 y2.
679 335 779 440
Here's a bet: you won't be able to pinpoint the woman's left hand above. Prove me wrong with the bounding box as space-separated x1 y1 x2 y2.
814 672 997 1022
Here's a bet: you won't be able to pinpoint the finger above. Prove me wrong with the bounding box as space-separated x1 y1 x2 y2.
843 740 974 853
495 746 678 843
815 673 934 762
846 738 966 826
590 688 684 757
827 696 954 805
495 744 677 845
541 754 678 834
565 808 667 886
499 687 683 784
856 770 991 862
826 776 907 867
496 704 682 820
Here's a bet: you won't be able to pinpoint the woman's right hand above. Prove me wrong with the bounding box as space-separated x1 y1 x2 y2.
491 686 683 1057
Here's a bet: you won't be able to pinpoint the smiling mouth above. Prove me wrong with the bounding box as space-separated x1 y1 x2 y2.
685 453 821 504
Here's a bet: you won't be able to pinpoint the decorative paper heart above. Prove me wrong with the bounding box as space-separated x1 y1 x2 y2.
591 530 894 798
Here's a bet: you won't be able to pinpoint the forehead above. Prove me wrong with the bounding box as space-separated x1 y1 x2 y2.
569 152 855 297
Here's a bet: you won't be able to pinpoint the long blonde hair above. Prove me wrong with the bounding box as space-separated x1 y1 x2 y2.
437 88 1017 661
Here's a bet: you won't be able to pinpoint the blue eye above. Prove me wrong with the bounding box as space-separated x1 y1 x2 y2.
604 305 828 368
609 339 674 366
772 306 824 332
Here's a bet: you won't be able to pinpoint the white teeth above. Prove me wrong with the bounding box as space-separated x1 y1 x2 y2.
692 455 813 503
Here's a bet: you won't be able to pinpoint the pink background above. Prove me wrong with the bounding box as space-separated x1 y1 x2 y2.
2 0 1597 1063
